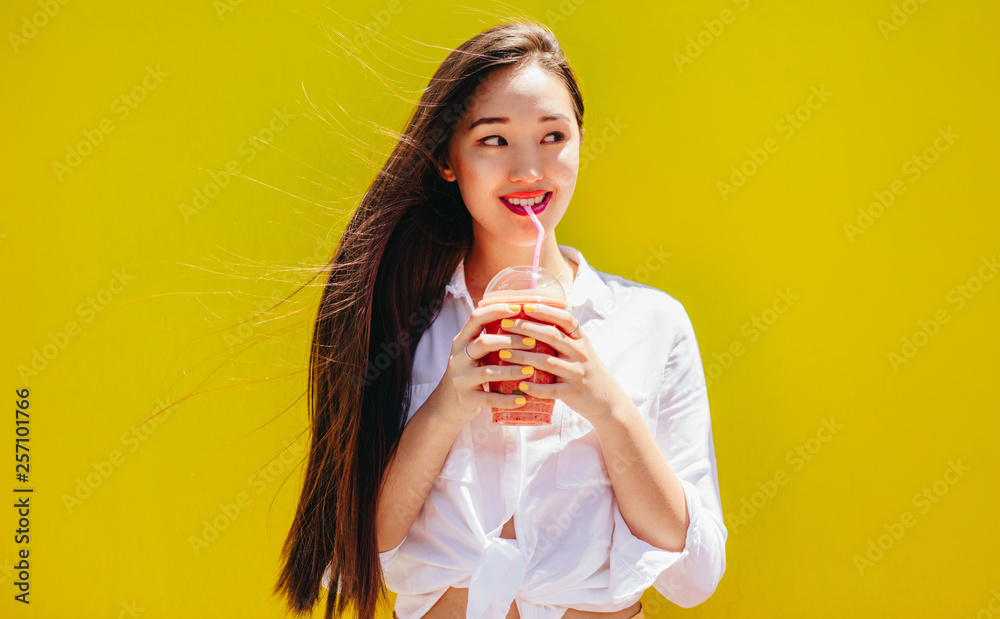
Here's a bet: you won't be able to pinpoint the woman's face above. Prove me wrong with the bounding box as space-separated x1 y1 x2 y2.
440 63 581 249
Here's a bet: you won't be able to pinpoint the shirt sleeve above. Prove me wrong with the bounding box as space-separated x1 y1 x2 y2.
379 536 406 574
320 535 407 592
609 300 727 608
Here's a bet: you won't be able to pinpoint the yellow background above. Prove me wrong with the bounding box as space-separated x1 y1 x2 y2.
2 0 998 617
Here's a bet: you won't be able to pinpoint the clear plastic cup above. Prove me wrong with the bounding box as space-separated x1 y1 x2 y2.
477 265 567 426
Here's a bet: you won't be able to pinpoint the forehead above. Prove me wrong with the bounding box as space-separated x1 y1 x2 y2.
462 64 574 129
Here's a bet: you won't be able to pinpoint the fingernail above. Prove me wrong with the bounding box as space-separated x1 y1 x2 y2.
522 337 535 347
499 350 512 359
521 366 534 375
508 304 520 312
515 397 526 405
524 304 537 313
501 318 514 328
518 382 530 391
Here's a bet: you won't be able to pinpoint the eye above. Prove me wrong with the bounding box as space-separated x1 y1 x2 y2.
477 132 567 147
479 135 507 147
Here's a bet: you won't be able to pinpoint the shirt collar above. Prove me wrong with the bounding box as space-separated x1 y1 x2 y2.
444 244 612 319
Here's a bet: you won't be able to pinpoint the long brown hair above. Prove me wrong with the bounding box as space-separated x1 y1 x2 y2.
274 19 586 619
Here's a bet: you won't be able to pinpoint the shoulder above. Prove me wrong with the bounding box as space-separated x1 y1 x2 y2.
593 267 692 331
585 266 705 398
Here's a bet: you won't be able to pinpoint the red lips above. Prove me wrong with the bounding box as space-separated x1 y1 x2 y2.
500 191 552 215
501 190 548 199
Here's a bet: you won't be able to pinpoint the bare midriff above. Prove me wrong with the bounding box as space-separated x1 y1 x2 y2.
419 588 641 619
416 515 642 619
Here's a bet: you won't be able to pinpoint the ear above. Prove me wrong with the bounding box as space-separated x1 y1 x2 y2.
437 156 456 182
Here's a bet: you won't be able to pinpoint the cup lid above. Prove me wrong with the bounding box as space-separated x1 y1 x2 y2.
482 265 567 303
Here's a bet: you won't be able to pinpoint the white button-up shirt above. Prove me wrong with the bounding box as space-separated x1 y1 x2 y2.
323 244 727 619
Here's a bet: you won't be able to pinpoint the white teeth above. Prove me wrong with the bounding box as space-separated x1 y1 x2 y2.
505 192 548 207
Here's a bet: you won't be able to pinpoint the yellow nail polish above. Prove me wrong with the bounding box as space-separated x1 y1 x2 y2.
518 382 530 391
524 304 537 313
499 350 512 359
521 366 534 375
515 397 526 405
508 304 520 312
522 337 535 347
501 318 514 328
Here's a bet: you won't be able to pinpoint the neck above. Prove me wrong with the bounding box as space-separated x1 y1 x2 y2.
464 237 575 303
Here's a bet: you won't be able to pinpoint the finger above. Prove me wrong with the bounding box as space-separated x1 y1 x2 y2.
463 362 535 392
499 348 572 380
522 303 581 338
515 380 558 401
456 303 522 355
460 385 527 415
467 325 535 363
488 391 528 410
500 318 578 359
477 332 539 352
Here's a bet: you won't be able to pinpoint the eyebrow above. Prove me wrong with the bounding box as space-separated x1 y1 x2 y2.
467 113 571 132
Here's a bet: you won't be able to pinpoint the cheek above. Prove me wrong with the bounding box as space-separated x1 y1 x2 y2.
454 161 499 215
453 147 488 180
556 147 580 172
464 162 509 203
552 157 579 194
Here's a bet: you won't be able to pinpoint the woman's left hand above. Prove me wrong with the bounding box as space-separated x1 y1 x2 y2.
498 303 628 424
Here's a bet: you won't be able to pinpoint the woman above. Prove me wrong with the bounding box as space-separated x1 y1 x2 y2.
274 20 727 619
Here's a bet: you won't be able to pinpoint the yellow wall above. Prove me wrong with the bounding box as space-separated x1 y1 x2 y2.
2 0 997 617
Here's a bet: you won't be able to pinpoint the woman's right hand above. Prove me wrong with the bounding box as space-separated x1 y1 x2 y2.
435 303 537 426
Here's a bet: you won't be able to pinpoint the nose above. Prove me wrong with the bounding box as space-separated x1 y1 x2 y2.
508 147 544 185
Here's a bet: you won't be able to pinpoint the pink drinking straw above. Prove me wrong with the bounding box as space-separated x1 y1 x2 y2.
524 204 544 289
